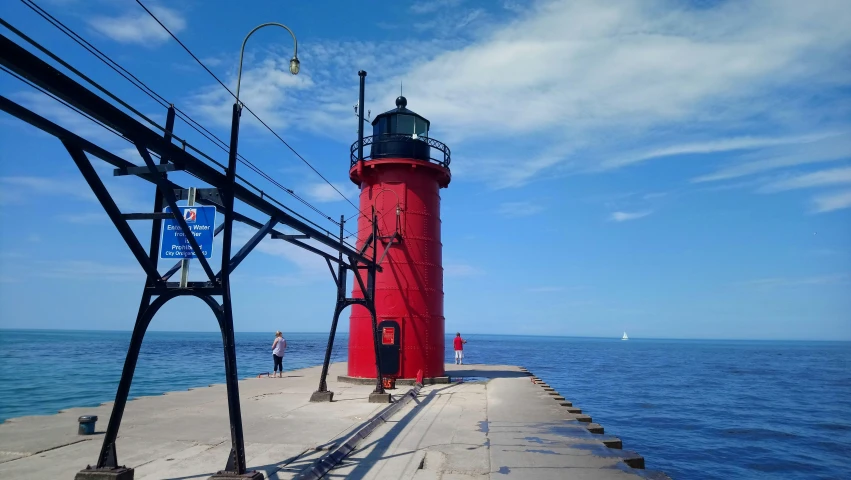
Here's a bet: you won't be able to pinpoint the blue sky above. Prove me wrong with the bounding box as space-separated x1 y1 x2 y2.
0 0 849 340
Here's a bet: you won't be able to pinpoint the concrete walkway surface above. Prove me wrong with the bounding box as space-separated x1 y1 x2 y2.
0 363 669 479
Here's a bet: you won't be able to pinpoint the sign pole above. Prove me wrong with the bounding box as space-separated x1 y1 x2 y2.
179 187 196 288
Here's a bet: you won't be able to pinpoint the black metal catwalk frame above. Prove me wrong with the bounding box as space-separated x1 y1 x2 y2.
312 214 383 398
313 71 388 399
0 32 387 476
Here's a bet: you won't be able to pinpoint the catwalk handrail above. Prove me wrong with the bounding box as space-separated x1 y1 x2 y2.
349 134 451 169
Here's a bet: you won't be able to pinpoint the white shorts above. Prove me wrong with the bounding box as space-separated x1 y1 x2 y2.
454 350 463 360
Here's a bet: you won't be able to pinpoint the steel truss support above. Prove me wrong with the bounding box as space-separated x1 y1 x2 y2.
59 108 253 476
311 215 386 402
312 70 386 402
0 29 387 475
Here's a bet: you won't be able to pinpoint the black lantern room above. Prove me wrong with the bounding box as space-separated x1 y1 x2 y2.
369 95 432 162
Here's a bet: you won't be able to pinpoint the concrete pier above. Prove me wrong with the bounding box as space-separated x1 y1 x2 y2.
0 363 668 479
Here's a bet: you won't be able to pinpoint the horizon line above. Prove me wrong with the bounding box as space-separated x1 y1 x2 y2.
0 327 848 342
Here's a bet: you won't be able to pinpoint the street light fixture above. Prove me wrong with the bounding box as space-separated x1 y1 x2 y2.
217 27 299 475
235 22 299 106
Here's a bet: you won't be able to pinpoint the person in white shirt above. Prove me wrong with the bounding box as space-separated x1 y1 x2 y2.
272 331 287 378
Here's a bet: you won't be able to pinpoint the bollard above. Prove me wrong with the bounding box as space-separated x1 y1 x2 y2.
78 415 98 435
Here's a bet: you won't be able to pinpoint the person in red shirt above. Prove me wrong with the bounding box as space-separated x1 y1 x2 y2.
453 332 467 365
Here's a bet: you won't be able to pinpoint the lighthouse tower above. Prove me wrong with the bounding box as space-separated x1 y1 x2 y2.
347 94 451 381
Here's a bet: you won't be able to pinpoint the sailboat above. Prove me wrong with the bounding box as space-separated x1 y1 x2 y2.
621 332 629 341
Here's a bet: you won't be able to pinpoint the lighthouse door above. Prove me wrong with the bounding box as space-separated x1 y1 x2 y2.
377 320 401 376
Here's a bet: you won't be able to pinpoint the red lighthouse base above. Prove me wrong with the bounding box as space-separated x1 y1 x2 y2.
347 158 450 381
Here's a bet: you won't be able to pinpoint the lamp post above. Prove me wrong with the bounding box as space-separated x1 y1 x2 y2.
235 22 300 106
219 23 299 478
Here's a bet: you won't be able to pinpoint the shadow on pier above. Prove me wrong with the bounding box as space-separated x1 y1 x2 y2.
449 367 531 380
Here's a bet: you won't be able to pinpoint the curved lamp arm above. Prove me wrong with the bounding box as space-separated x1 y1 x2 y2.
235 22 299 105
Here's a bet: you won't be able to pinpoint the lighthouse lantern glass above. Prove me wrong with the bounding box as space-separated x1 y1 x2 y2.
415 118 428 137
395 115 415 135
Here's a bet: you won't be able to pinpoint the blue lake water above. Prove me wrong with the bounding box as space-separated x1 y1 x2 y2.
0 330 849 479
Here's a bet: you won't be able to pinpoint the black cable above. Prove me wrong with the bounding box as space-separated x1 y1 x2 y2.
11 2 341 234
2 63 340 239
134 0 369 221
0 65 173 166
2 65 126 143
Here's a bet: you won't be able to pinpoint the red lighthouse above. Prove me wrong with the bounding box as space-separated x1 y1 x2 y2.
347 93 451 381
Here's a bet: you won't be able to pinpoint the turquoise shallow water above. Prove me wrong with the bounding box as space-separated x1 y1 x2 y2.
1 330 849 479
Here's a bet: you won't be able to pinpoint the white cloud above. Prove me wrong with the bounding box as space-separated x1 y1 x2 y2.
89 6 186 45
187 0 851 190
0 175 149 212
189 56 315 131
0 176 96 202
602 133 838 171
232 224 335 284
811 190 851 213
304 182 360 203
58 212 107 224
738 273 849 288
411 0 464 14
12 91 123 144
444 263 482 277
37 260 143 281
385 0 851 175
502 1 525 13
526 286 570 292
692 133 851 183
498 201 543 217
609 211 652 222
759 166 851 193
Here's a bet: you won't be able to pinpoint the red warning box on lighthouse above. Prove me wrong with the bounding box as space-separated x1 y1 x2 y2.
382 327 395 345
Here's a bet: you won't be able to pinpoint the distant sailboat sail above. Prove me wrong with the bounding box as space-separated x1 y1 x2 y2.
622 332 628 340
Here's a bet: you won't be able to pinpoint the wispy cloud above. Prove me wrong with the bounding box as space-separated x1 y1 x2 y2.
444 263 482 277
642 192 668 200
526 286 579 293
811 190 851 213
601 133 837 170
0 175 148 212
411 0 464 14
233 224 334 284
185 0 851 192
758 166 851 193
58 212 107 224
692 134 851 183
0 176 95 202
304 182 360 203
498 201 544 217
88 6 186 46
502 1 525 14
12 91 123 144
738 273 849 289
609 211 652 222
36 260 143 281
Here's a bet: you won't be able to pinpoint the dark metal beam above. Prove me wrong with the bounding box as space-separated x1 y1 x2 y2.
325 257 339 287
0 92 374 272
122 213 175 220
376 233 400 266
62 142 163 284
135 144 218 283
0 34 377 268
231 211 343 266
114 164 181 176
221 217 277 277
271 233 310 240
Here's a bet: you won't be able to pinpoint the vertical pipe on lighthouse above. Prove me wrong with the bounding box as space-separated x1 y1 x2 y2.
347 93 452 381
